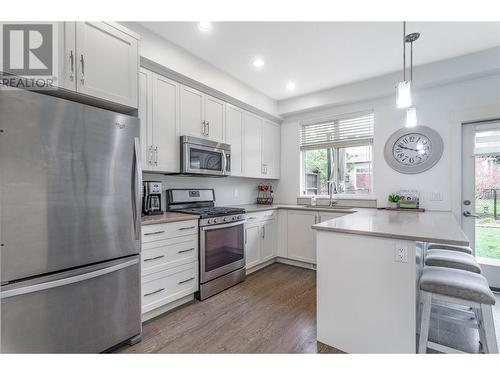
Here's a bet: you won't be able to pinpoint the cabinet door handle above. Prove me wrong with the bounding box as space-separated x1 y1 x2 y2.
178 226 195 231
80 54 85 84
154 146 158 166
247 217 256 220
69 50 74 80
178 277 195 285
201 121 206 135
177 247 195 254
143 255 165 262
144 230 165 236
144 288 165 297
206 121 210 136
262 226 265 239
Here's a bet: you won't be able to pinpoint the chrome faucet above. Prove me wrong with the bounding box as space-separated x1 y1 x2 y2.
327 180 338 207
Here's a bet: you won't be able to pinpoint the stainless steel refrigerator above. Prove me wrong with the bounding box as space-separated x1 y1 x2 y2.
0 89 142 353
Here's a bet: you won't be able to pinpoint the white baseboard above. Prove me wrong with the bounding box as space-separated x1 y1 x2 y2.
276 257 316 270
141 294 194 322
246 258 277 274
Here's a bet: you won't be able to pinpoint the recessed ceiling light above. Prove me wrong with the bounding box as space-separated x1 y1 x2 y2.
286 81 296 90
198 22 213 32
253 58 265 68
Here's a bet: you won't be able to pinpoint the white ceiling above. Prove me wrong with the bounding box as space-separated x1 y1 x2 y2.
138 22 500 100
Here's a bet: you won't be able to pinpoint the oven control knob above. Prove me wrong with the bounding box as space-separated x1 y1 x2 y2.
207 219 212 224
213 218 217 224
237 215 241 220
232 216 236 221
224 217 228 222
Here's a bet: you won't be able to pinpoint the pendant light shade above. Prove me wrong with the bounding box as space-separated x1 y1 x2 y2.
397 81 412 109
405 106 417 128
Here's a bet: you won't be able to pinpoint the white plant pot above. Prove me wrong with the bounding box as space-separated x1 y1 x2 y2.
388 202 398 209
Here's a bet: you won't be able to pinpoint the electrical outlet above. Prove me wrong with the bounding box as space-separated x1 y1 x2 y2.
233 188 238 198
429 191 443 201
394 242 408 263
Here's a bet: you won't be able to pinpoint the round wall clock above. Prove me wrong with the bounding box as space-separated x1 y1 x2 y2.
384 125 443 174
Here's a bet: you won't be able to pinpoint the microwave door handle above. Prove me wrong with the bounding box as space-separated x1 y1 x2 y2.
221 150 227 175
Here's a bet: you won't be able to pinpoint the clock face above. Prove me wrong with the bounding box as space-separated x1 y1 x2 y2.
384 126 444 174
392 133 432 166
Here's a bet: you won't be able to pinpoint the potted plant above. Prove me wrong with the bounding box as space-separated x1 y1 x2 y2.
387 193 401 209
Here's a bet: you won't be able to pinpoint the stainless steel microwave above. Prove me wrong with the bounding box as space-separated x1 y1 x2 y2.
181 136 231 177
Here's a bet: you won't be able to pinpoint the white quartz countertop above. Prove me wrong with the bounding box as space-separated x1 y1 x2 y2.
141 212 199 225
312 208 469 246
233 203 355 214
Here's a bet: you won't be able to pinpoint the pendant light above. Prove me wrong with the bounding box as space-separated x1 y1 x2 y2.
396 21 420 127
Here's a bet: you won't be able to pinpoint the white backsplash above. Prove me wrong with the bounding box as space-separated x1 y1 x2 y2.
143 173 279 209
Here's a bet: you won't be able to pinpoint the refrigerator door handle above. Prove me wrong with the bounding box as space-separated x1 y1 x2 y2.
133 137 143 241
1 258 139 299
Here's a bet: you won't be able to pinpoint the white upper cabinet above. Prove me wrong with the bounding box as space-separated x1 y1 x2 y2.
180 85 225 143
56 22 76 91
180 85 204 138
243 111 263 178
57 22 139 108
261 120 281 179
139 68 180 173
75 22 139 108
225 104 244 177
204 96 225 142
139 69 153 170
152 74 180 172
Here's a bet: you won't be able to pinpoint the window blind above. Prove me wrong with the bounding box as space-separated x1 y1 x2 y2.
300 112 374 150
474 122 500 155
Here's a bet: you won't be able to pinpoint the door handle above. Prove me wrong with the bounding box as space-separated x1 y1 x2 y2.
177 248 195 254
178 277 195 285
206 121 210 136
79 54 85 84
463 211 480 218
178 226 196 231
133 138 142 241
144 288 165 297
143 255 165 262
202 121 206 136
262 226 265 239
69 50 74 80
144 230 165 236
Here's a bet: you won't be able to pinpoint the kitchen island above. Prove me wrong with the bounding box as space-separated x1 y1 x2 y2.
312 209 468 353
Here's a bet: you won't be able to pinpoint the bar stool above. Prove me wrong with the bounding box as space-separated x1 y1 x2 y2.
425 250 481 273
418 266 498 354
427 243 473 255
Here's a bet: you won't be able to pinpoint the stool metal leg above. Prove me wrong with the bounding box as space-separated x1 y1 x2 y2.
418 291 432 353
474 307 486 353
480 303 499 354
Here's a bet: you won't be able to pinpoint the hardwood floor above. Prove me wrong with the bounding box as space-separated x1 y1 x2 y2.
114 263 500 354
115 263 317 353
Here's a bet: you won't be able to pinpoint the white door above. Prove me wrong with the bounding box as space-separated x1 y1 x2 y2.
225 105 244 176
180 85 205 138
462 120 500 288
287 210 317 263
75 22 138 108
204 95 225 142
139 68 153 170
261 220 276 262
262 120 281 178
56 22 76 91
245 224 261 269
152 74 180 173
243 112 263 178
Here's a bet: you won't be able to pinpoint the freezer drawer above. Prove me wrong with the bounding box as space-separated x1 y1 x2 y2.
0 256 141 353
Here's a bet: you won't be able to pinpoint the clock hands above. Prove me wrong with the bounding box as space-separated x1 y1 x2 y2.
398 145 419 152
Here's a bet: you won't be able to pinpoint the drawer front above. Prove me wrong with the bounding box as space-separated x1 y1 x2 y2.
141 220 198 243
141 236 198 276
141 262 198 314
246 210 277 223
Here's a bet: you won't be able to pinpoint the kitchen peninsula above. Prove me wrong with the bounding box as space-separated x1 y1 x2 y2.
312 209 469 353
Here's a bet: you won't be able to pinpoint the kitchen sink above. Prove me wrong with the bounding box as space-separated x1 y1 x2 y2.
300 205 355 211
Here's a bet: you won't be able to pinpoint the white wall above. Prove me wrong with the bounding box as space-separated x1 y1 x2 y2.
121 22 279 118
143 173 279 209
276 73 500 213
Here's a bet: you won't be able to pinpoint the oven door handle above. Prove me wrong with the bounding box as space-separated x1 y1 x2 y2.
200 220 247 231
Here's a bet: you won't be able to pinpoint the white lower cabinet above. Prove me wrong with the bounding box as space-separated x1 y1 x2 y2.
245 210 277 271
141 220 199 321
286 210 317 263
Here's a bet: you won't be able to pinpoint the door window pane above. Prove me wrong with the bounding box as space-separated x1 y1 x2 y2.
475 155 500 260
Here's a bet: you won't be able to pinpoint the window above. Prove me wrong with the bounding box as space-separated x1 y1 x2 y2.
301 112 374 196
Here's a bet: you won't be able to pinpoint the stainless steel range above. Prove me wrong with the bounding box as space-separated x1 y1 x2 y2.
166 189 246 300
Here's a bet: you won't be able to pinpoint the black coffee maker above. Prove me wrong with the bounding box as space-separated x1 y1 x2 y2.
142 181 163 215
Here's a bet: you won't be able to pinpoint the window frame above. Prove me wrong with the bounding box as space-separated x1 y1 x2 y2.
299 111 374 198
